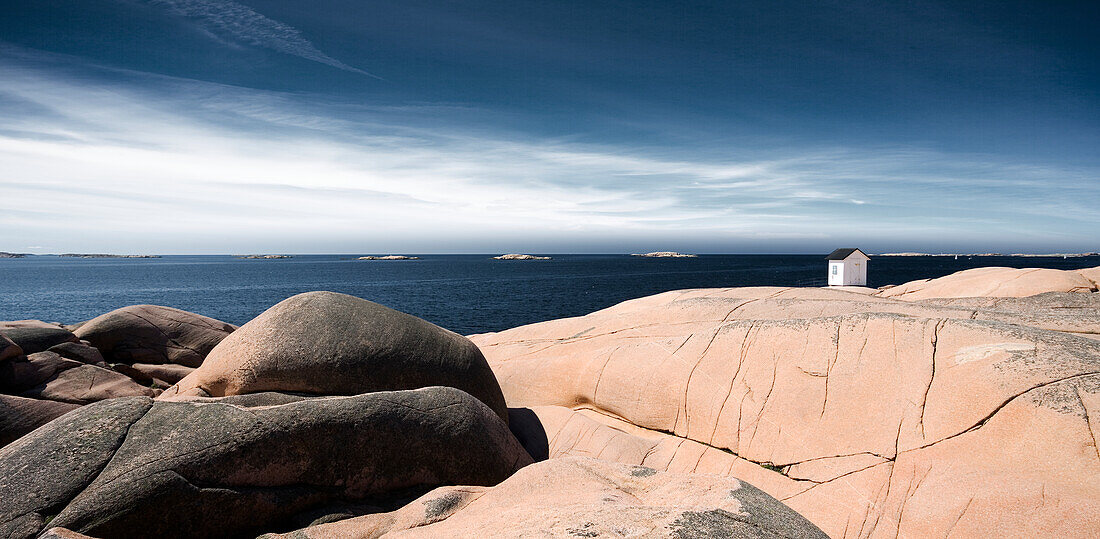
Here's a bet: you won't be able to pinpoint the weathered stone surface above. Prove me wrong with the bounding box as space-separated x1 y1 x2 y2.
107 362 155 385
917 291 1100 340
0 327 78 355
39 528 97 539
875 265 1100 300
0 394 80 447
47 341 106 365
265 457 826 538
471 284 1100 538
469 285 1100 343
21 364 159 404
0 351 83 393
73 304 235 367
1 387 530 539
162 291 509 423
0 320 63 330
508 405 806 500
129 362 194 384
0 333 23 362
0 397 153 539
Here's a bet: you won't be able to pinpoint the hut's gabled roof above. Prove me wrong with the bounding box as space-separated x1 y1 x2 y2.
825 248 870 261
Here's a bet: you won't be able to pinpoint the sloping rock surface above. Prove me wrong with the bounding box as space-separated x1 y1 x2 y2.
0 351 83 393
470 283 1100 538
0 333 22 362
0 397 152 539
265 457 827 538
875 265 1100 300
0 394 80 447
129 362 194 384
0 387 531 539
74 304 236 367
21 364 158 404
47 342 106 365
0 327 78 355
0 320 65 330
162 291 509 423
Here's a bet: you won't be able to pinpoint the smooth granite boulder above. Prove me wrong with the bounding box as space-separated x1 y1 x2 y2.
162 291 509 423
875 265 1100 300
471 284 1100 538
73 304 236 367
0 352 83 393
47 341 107 366
0 333 22 362
0 327 78 355
0 320 63 330
129 362 194 384
265 457 827 538
21 364 159 404
1 387 531 539
0 397 153 539
0 394 80 447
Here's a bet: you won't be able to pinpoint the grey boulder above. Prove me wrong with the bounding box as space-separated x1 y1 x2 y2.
1 387 532 539
20 364 158 404
74 305 235 367
0 394 80 447
0 333 22 362
47 342 106 366
0 327 78 355
162 291 509 424
0 352 83 393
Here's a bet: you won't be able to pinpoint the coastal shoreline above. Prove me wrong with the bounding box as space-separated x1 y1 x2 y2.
1 263 1098 537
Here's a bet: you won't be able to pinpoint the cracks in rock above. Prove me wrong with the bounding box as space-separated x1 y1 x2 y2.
47 401 155 529
484 320 720 349
781 372 1100 500
682 326 726 435
745 353 780 453
892 464 932 539
822 323 841 418
1074 386 1100 464
591 347 620 404
86 368 98 393
988 268 1042 296
780 459 895 502
781 450 893 467
669 334 695 359
862 450 898 539
944 496 974 538
916 319 946 440
906 371 1100 454
706 322 755 447
123 311 205 361
574 408 826 483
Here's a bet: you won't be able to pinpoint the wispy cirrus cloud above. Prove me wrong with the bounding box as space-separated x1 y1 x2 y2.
1 54 1097 253
146 0 381 78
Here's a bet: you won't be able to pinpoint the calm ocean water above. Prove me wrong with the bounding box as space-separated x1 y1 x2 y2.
2 254 1097 335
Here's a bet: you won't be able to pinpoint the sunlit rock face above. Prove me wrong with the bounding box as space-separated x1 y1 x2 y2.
471 276 1100 538
262 457 827 539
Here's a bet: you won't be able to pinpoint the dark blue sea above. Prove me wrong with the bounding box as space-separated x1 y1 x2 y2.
2 254 1098 335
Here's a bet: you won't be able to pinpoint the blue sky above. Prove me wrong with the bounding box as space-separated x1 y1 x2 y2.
1 0 1097 254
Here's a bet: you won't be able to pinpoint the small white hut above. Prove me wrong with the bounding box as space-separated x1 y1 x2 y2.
825 248 870 286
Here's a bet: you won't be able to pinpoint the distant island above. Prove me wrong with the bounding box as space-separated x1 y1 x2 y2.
357 255 420 260
0 252 27 258
58 254 160 258
631 251 697 258
877 252 1099 257
493 254 551 260
236 255 293 259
